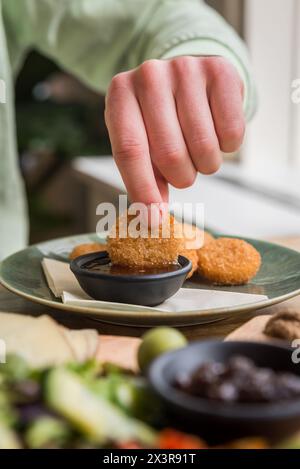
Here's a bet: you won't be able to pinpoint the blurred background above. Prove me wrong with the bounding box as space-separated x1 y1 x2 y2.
16 51 111 242
15 0 300 244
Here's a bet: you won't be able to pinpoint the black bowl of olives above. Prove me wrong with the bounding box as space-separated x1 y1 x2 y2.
149 340 300 443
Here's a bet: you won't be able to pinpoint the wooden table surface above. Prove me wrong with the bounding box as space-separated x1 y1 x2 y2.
0 237 300 341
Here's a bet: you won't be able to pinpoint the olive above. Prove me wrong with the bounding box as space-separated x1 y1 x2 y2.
138 327 187 373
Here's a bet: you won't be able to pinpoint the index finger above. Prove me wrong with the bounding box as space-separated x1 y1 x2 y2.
105 74 164 206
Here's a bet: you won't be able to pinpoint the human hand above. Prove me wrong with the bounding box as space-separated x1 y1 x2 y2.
105 56 245 205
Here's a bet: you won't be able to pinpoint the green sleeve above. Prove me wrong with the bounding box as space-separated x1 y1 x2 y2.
3 0 256 119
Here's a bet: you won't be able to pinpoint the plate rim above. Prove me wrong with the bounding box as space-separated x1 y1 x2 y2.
0 234 300 325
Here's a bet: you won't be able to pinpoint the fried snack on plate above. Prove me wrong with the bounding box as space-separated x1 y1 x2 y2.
180 248 198 279
197 237 261 285
107 212 184 268
69 243 107 260
180 222 214 250
202 230 215 247
175 223 213 278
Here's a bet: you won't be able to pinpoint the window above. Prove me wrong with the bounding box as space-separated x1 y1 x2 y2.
208 0 300 202
244 0 300 170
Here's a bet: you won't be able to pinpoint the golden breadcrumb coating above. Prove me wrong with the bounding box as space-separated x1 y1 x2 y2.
180 223 202 250
197 237 261 285
69 243 107 260
173 222 214 278
107 213 184 268
180 248 198 279
196 230 215 254
203 231 215 246
176 221 214 250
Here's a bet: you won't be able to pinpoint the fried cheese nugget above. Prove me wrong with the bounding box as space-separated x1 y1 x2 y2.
197 238 261 285
181 222 214 250
180 248 198 279
202 231 215 247
181 223 202 250
180 222 214 250
172 222 214 279
107 213 184 268
69 243 107 260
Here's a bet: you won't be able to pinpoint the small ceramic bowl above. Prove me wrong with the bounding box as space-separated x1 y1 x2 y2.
149 340 300 443
70 251 191 307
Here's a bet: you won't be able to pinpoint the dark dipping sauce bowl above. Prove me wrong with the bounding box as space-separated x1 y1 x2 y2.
149 341 300 443
70 251 191 307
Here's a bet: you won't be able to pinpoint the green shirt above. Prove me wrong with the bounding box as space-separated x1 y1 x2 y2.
0 0 256 259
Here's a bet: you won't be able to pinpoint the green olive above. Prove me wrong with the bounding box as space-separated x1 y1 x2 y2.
138 327 187 373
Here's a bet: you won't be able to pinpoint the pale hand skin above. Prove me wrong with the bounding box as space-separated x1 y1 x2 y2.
105 56 245 205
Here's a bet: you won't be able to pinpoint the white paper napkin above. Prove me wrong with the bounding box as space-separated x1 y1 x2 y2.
42 258 268 313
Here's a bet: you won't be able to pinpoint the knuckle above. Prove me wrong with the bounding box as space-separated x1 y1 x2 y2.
192 135 222 174
138 59 162 86
171 55 195 73
221 122 245 146
114 140 144 164
105 74 130 122
192 135 218 158
156 144 183 167
134 181 155 200
105 73 133 125
155 143 197 188
205 56 237 80
109 72 129 93
200 157 222 175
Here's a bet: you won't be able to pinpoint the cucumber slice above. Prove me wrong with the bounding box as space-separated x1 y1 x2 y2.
45 368 156 446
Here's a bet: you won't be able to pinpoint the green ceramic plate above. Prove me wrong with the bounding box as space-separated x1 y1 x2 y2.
0 233 299 326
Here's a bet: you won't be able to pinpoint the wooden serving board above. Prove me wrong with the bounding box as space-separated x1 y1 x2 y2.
95 316 278 372
96 335 141 371
225 315 272 343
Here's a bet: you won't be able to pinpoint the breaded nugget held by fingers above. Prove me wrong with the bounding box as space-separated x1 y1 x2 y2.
197 238 261 285
69 243 107 260
107 212 184 268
